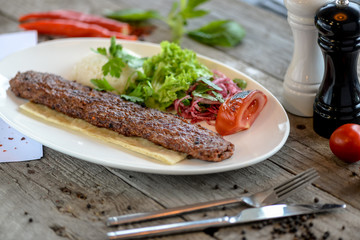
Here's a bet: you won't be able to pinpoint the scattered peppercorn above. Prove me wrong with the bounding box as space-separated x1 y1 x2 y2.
322 231 330 239
60 187 72 195
314 197 319 203
266 214 326 240
76 192 87 200
296 124 306 130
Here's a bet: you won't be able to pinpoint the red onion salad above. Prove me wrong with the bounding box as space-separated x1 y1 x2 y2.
174 70 246 124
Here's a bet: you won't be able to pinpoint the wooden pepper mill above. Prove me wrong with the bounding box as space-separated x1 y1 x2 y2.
313 0 360 138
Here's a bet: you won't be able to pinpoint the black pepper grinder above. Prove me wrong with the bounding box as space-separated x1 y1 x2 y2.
313 0 360 138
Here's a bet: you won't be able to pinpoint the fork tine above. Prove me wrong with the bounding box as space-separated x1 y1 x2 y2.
276 171 319 197
274 168 319 201
274 168 316 188
274 168 318 191
274 168 317 192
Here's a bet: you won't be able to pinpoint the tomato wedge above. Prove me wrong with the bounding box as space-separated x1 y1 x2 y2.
215 90 267 136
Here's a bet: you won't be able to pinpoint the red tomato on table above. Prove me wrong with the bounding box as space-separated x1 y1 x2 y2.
215 90 267 136
329 123 360 163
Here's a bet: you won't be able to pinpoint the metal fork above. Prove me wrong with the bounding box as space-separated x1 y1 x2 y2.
107 168 319 226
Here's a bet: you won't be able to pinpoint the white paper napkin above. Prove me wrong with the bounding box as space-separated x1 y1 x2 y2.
0 31 43 162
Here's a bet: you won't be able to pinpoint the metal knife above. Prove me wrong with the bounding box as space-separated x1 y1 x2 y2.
107 203 345 240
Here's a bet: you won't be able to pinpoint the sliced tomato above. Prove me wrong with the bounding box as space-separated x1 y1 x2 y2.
215 90 267 136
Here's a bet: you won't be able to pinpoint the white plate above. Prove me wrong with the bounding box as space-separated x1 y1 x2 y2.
0 38 289 175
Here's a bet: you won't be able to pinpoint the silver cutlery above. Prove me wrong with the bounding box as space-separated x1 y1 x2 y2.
107 203 345 239
107 168 319 226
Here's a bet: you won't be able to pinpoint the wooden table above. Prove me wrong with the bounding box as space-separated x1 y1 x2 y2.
1 0 359 239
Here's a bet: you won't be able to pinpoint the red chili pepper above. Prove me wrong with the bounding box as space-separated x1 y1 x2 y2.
19 10 130 34
19 19 137 40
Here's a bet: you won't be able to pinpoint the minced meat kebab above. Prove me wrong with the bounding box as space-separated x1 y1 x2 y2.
9 71 234 161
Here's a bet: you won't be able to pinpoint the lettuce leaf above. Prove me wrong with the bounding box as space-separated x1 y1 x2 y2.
125 41 212 110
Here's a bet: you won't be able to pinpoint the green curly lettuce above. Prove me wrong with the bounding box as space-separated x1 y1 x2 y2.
124 41 212 110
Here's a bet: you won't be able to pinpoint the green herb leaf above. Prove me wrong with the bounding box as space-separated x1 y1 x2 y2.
109 36 122 57
110 36 146 69
197 76 223 91
191 78 225 103
93 47 107 56
188 20 246 47
104 2 246 48
193 83 212 94
211 90 225 103
105 9 161 22
121 94 144 103
102 58 126 78
166 0 209 43
166 1 185 44
181 0 209 19
192 91 219 102
125 79 154 104
94 36 145 82
233 78 247 89
181 98 191 106
90 78 116 92
121 53 147 69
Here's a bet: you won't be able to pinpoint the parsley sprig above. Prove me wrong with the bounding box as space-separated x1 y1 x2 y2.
90 37 146 93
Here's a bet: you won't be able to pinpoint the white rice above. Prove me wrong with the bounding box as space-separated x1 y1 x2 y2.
71 50 140 94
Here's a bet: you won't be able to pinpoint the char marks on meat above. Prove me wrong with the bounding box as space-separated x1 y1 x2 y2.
10 71 234 161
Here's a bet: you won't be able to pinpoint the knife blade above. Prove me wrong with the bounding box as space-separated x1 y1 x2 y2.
107 203 345 240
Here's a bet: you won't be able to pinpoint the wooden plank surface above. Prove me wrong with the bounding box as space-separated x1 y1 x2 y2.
1 0 360 239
